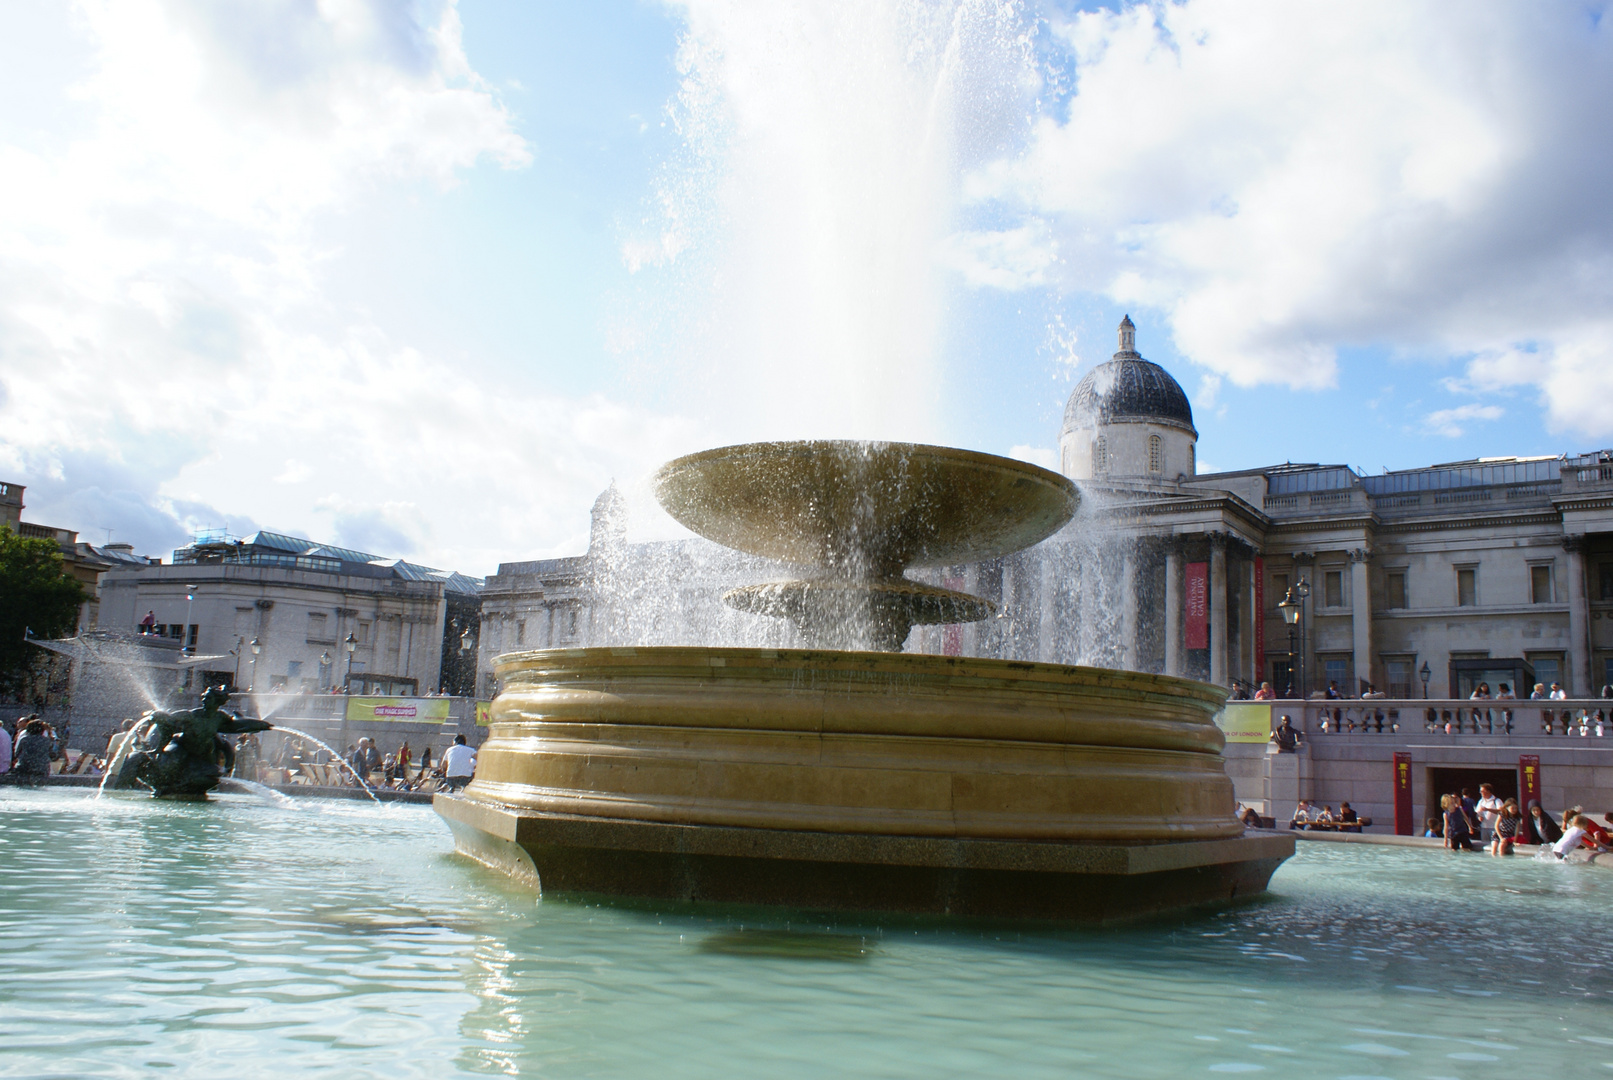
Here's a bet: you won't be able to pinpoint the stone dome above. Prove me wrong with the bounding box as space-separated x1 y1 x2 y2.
1063 317 1196 437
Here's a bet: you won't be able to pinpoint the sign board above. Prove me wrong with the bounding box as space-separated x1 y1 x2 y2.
1215 703 1273 743
1185 561 1208 649
1393 752 1414 835
475 701 493 727
344 696 452 724
1519 754 1542 842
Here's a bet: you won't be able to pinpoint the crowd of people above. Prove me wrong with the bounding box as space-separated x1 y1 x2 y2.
267 732 478 792
1421 781 1613 859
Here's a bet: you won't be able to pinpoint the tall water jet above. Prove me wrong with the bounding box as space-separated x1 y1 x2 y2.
438 441 1292 922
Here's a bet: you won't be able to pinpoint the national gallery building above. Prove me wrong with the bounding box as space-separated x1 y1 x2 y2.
476 318 1613 703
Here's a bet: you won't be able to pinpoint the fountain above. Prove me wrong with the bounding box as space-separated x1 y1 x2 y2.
107 685 274 799
437 441 1293 921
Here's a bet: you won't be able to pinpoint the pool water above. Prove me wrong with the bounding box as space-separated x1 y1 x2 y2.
2 788 1610 1079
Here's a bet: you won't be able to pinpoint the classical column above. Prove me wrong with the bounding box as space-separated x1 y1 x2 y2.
1121 546 1138 670
1565 535 1592 696
1349 548 1373 695
1243 558 1258 684
1210 535 1229 687
1165 544 1183 677
1038 550 1057 663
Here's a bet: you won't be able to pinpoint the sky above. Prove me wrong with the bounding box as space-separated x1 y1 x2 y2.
1 0 1611 576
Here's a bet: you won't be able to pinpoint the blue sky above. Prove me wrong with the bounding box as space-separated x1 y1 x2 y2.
0 1 1608 574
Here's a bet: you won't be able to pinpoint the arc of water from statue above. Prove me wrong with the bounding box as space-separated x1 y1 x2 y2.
272 726 384 804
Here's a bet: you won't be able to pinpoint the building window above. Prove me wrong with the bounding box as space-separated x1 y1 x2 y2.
1094 435 1108 474
1385 660 1412 698
307 612 328 640
1601 563 1613 601
358 620 372 645
286 660 302 677
1456 567 1477 607
1148 434 1163 474
1529 654 1561 691
1386 571 1407 609
1189 443 1195 474
1530 564 1553 604
516 619 526 646
1324 570 1344 608
1272 573 1289 605
1323 657 1350 692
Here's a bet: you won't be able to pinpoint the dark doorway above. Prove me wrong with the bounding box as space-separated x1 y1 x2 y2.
1427 766 1517 815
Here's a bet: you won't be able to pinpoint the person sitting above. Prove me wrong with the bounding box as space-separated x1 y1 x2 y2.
441 733 477 792
1530 683 1548 700
1289 800 1317 830
1338 802 1358 825
1528 802 1563 844
1239 806 1262 828
1423 816 1442 838
1254 681 1277 701
1550 683 1568 701
1491 799 1521 856
1496 683 1516 700
1315 805 1337 829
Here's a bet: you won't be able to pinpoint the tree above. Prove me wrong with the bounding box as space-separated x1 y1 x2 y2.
0 527 86 699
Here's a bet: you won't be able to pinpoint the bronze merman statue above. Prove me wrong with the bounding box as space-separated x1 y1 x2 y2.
110 685 273 798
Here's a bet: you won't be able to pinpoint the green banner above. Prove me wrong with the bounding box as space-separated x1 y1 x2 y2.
475 701 493 727
344 696 452 724
1215 702 1273 743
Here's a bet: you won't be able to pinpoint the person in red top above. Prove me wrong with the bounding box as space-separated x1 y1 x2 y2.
1577 815 1613 851
1253 682 1277 701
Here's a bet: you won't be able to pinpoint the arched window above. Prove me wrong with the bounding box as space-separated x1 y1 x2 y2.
1189 443 1196 475
1093 434 1108 474
1148 434 1163 474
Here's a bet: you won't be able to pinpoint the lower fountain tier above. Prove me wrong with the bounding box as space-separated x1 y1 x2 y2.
437 794 1294 922
439 647 1292 917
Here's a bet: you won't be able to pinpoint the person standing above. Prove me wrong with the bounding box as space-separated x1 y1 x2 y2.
1475 783 1504 841
1442 794 1477 851
0 717 10 774
441 734 477 792
397 741 412 779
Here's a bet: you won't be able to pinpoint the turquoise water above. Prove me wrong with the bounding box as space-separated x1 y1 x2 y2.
2 788 1610 1079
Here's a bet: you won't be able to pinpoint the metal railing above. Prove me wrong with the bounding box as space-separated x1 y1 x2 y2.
1272 697 1613 737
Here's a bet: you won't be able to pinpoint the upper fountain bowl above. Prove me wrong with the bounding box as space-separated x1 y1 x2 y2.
652 441 1079 577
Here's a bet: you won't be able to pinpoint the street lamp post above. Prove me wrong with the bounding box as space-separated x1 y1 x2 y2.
1419 661 1432 700
249 637 261 692
458 627 474 696
1277 578 1311 699
320 650 333 692
343 632 358 694
184 588 195 655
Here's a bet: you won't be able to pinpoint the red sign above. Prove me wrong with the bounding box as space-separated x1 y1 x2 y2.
1254 557 1265 680
1519 754 1542 843
1185 561 1208 649
1393 752 1414 835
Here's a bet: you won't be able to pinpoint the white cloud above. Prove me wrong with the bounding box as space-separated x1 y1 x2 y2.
0 0 687 573
1008 444 1058 471
1424 403 1504 438
971 0 1613 434
939 224 1058 290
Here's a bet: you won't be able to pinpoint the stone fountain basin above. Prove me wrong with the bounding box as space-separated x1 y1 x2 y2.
463 646 1241 843
439 647 1292 921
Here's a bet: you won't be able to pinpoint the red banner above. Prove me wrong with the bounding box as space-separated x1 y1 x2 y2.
1393 752 1414 835
1185 561 1208 649
1254 557 1265 681
1519 754 1542 843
